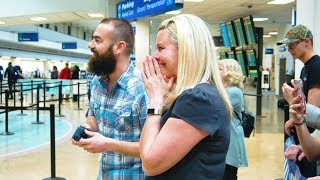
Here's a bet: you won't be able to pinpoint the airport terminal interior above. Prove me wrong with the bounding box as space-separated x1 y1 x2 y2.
0 0 319 179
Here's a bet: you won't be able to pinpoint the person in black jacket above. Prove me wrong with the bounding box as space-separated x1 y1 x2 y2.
4 62 16 99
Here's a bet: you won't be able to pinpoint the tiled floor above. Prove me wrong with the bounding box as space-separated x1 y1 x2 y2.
0 88 284 180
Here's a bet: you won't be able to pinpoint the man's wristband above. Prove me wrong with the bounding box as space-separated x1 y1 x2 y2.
293 116 306 126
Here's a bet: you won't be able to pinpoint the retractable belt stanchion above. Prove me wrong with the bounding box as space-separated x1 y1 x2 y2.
30 80 34 105
55 84 65 117
0 90 14 135
0 81 3 104
42 104 66 180
17 84 27 116
43 81 46 108
32 87 44 124
13 82 16 107
74 82 83 110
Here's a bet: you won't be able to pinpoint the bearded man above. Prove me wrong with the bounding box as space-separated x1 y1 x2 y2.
72 18 147 180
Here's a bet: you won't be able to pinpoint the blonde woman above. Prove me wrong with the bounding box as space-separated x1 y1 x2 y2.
140 14 233 179
218 59 248 180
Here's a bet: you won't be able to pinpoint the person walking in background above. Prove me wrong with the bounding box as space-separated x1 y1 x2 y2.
139 14 232 179
71 65 80 101
50 66 58 79
72 18 147 179
58 63 71 100
71 65 80 80
58 63 71 79
281 24 320 177
4 62 16 99
218 59 248 180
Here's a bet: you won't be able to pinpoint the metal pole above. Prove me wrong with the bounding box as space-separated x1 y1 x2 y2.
32 87 44 124
74 82 82 110
0 80 3 104
0 90 14 135
42 104 66 180
17 83 27 116
255 27 263 116
43 81 46 108
55 84 65 117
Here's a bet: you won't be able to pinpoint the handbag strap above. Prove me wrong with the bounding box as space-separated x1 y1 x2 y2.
233 110 242 122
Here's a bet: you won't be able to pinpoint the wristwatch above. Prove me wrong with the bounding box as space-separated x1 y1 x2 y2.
147 108 162 115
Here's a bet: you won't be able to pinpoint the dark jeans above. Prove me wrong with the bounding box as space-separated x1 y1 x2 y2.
297 158 317 178
8 81 14 98
223 164 238 180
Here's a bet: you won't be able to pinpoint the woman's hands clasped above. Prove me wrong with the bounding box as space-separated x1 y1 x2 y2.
141 56 175 109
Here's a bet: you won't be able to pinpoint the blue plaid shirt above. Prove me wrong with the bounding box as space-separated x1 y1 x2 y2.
88 62 147 180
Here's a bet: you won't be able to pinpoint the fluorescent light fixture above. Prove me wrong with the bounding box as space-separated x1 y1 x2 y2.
268 32 278 35
184 0 205 2
165 10 182 15
0 21 5 25
253 18 269 22
263 35 272 38
1 56 11 59
88 13 104 18
267 0 294 4
30 17 47 21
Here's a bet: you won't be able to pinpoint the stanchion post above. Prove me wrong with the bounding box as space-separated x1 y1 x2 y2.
43 81 46 108
74 82 83 110
0 80 3 104
0 90 14 135
55 84 65 117
13 82 16 107
42 104 66 180
32 87 44 124
30 80 34 105
17 83 27 116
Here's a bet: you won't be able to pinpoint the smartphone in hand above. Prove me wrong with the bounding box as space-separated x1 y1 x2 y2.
293 79 306 111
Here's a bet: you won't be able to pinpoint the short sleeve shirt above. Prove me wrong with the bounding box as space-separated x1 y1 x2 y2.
300 55 320 100
146 83 230 180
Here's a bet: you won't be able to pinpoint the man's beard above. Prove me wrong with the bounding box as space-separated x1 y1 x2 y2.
88 46 116 77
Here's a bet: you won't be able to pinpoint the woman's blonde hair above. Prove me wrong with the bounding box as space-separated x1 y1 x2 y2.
219 59 245 89
158 14 232 119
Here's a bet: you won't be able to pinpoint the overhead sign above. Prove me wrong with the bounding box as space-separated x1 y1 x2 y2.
18 32 39 42
62 42 77 49
117 0 183 22
265 48 274 55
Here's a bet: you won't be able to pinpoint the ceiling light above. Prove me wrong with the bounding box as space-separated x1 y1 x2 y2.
268 32 278 35
1 56 11 59
267 0 295 4
263 35 272 38
0 21 5 25
165 10 182 15
88 13 104 18
184 0 205 2
30 17 47 21
253 18 269 22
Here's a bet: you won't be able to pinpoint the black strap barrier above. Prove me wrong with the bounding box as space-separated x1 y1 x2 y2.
42 104 66 180
32 87 44 124
0 90 14 135
55 84 65 117
74 82 83 110
17 84 27 116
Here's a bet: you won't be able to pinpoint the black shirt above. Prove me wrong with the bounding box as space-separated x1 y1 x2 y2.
146 83 230 180
300 55 320 100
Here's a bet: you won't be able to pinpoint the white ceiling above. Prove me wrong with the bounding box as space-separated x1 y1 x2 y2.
0 0 295 37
